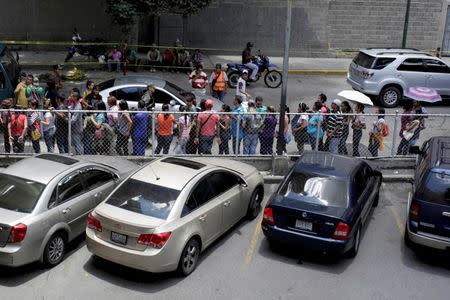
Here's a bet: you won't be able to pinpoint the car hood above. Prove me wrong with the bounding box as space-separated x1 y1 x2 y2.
0 207 28 225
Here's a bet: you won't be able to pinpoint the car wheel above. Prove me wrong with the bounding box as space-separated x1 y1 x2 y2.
178 238 200 277
43 232 66 267
372 190 379 207
227 72 240 88
379 86 402 108
347 225 361 258
246 187 263 220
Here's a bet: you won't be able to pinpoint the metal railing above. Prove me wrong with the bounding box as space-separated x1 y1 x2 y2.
1 109 448 158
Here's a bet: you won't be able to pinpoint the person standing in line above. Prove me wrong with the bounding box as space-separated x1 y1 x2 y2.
338 101 352 155
70 92 84 155
259 106 277 155
8 107 28 154
189 65 208 95
218 104 231 155
82 108 96 154
0 99 12 153
236 70 251 102
107 96 119 127
210 64 228 102
115 100 133 156
131 100 149 156
369 107 386 157
255 96 267 147
242 101 260 155
242 42 258 81
231 95 245 154
292 102 309 154
351 103 366 157
326 99 343 154
41 100 56 153
86 85 102 109
307 101 324 151
174 106 192 155
82 80 94 100
396 101 414 155
28 100 42 154
194 99 220 154
317 93 329 151
155 104 176 155
54 94 69 154
14 74 32 108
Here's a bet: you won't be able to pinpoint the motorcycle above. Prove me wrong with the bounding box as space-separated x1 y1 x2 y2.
226 51 283 88
64 29 107 62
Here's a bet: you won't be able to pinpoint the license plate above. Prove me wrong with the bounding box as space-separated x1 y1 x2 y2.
111 231 127 245
295 220 313 231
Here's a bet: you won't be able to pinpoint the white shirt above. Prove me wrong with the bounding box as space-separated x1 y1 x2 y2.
236 77 246 96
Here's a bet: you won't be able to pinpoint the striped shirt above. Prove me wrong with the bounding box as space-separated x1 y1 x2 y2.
327 110 343 137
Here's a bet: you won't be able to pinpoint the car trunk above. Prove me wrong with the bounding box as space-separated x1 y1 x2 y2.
0 208 28 247
349 51 375 85
416 199 450 239
93 204 165 251
271 195 347 238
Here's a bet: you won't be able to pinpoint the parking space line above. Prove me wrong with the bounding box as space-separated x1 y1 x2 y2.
243 218 262 269
389 206 405 236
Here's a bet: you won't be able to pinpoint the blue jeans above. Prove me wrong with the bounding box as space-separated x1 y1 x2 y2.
174 138 187 154
108 60 121 72
212 90 225 102
43 130 55 153
155 134 173 154
243 133 258 155
56 131 68 154
232 135 242 154
71 133 83 155
199 135 214 154
133 136 147 156
329 137 340 154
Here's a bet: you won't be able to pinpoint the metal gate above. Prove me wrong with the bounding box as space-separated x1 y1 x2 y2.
443 5 450 56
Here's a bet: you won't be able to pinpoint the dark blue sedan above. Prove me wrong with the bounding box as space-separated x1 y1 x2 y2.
262 151 382 257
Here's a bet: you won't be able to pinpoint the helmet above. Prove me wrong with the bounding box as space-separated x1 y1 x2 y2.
246 42 254 48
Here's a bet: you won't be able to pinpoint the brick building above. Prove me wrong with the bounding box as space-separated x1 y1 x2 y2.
0 0 449 56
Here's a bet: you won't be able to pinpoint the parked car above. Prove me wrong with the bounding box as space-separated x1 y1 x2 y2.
405 136 450 251
261 151 382 257
0 154 138 267
97 75 224 112
0 44 21 102
86 157 264 276
347 48 450 108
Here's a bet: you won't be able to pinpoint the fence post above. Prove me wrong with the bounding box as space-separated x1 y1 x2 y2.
151 111 155 157
235 112 240 157
391 110 399 157
67 110 72 155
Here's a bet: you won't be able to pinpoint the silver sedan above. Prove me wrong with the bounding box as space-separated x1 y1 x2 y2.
0 154 137 267
86 157 264 276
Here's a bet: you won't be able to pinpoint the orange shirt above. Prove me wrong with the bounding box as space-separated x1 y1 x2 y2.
157 113 174 136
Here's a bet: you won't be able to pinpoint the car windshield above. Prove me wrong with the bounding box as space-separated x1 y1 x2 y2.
164 81 185 97
0 174 45 213
106 178 180 220
416 171 450 205
279 172 348 207
353 52 375 69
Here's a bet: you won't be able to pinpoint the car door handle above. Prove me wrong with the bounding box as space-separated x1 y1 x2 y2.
62 208 71 214
443 212 450 217
199 214 207 222
224 201 231 207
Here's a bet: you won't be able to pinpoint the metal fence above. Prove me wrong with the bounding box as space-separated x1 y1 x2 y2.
1 109 448 158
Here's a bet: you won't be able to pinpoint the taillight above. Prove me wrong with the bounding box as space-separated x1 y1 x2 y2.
138 232 171 249
262 207 275 225
8 223 27 243
360 71 373 79
332 222 350 240
87 213 102 232
409 203 420 222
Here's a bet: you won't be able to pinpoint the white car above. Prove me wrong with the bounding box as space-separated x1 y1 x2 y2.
98 76 223 111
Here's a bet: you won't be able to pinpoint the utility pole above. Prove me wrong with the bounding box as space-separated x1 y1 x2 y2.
401 0 411 48
276 0 293 155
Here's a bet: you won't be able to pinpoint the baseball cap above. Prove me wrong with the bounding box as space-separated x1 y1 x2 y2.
242 70 248 74
332 99 341 106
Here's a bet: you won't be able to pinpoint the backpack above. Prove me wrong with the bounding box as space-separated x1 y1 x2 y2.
382 123 390 137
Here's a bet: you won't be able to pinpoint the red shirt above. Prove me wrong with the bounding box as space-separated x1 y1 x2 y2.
10 113 27 136
197 111 219 137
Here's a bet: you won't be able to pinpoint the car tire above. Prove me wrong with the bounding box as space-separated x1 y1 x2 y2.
379 86 402 108
178 238 200 277
372 191 379 207
347 225 361 258
227 72 240 88
246 187 263 220
43 232 66 267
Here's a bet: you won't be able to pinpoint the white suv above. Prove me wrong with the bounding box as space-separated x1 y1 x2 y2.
347 48 450 108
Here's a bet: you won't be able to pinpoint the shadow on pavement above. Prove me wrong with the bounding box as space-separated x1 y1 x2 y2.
0 234 86 287
401 240 450 276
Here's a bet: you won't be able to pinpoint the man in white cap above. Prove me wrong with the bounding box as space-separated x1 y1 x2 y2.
326 99 343 153
236 70 251 102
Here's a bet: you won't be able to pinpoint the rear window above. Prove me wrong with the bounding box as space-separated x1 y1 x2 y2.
373 57 396 70
106 178 180 219
416 172 450 205
0 174 45 213
279 172 348 207
352 52 375 69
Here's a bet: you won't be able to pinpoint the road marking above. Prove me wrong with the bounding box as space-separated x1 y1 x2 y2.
389 206 404 235
243 218 262 269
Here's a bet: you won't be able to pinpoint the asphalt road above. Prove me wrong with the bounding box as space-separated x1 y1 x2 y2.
1 182 449 300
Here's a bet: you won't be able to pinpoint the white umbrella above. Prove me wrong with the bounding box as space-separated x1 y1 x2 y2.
337 90 374 106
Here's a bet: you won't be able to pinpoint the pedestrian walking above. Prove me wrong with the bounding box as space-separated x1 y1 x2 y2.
210 64 228 102
236 70 251 102
351 103 366 157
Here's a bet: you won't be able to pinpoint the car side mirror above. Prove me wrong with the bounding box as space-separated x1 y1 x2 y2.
113 173 120 181
169 100 176 106
239 177 248 187
408 146 422 155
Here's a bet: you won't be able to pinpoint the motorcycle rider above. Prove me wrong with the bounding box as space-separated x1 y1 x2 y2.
242 42 258 81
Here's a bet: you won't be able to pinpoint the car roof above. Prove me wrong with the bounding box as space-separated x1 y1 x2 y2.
360 48 432 58
114 76 166 88
293 151 363 178
427 136 450 171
